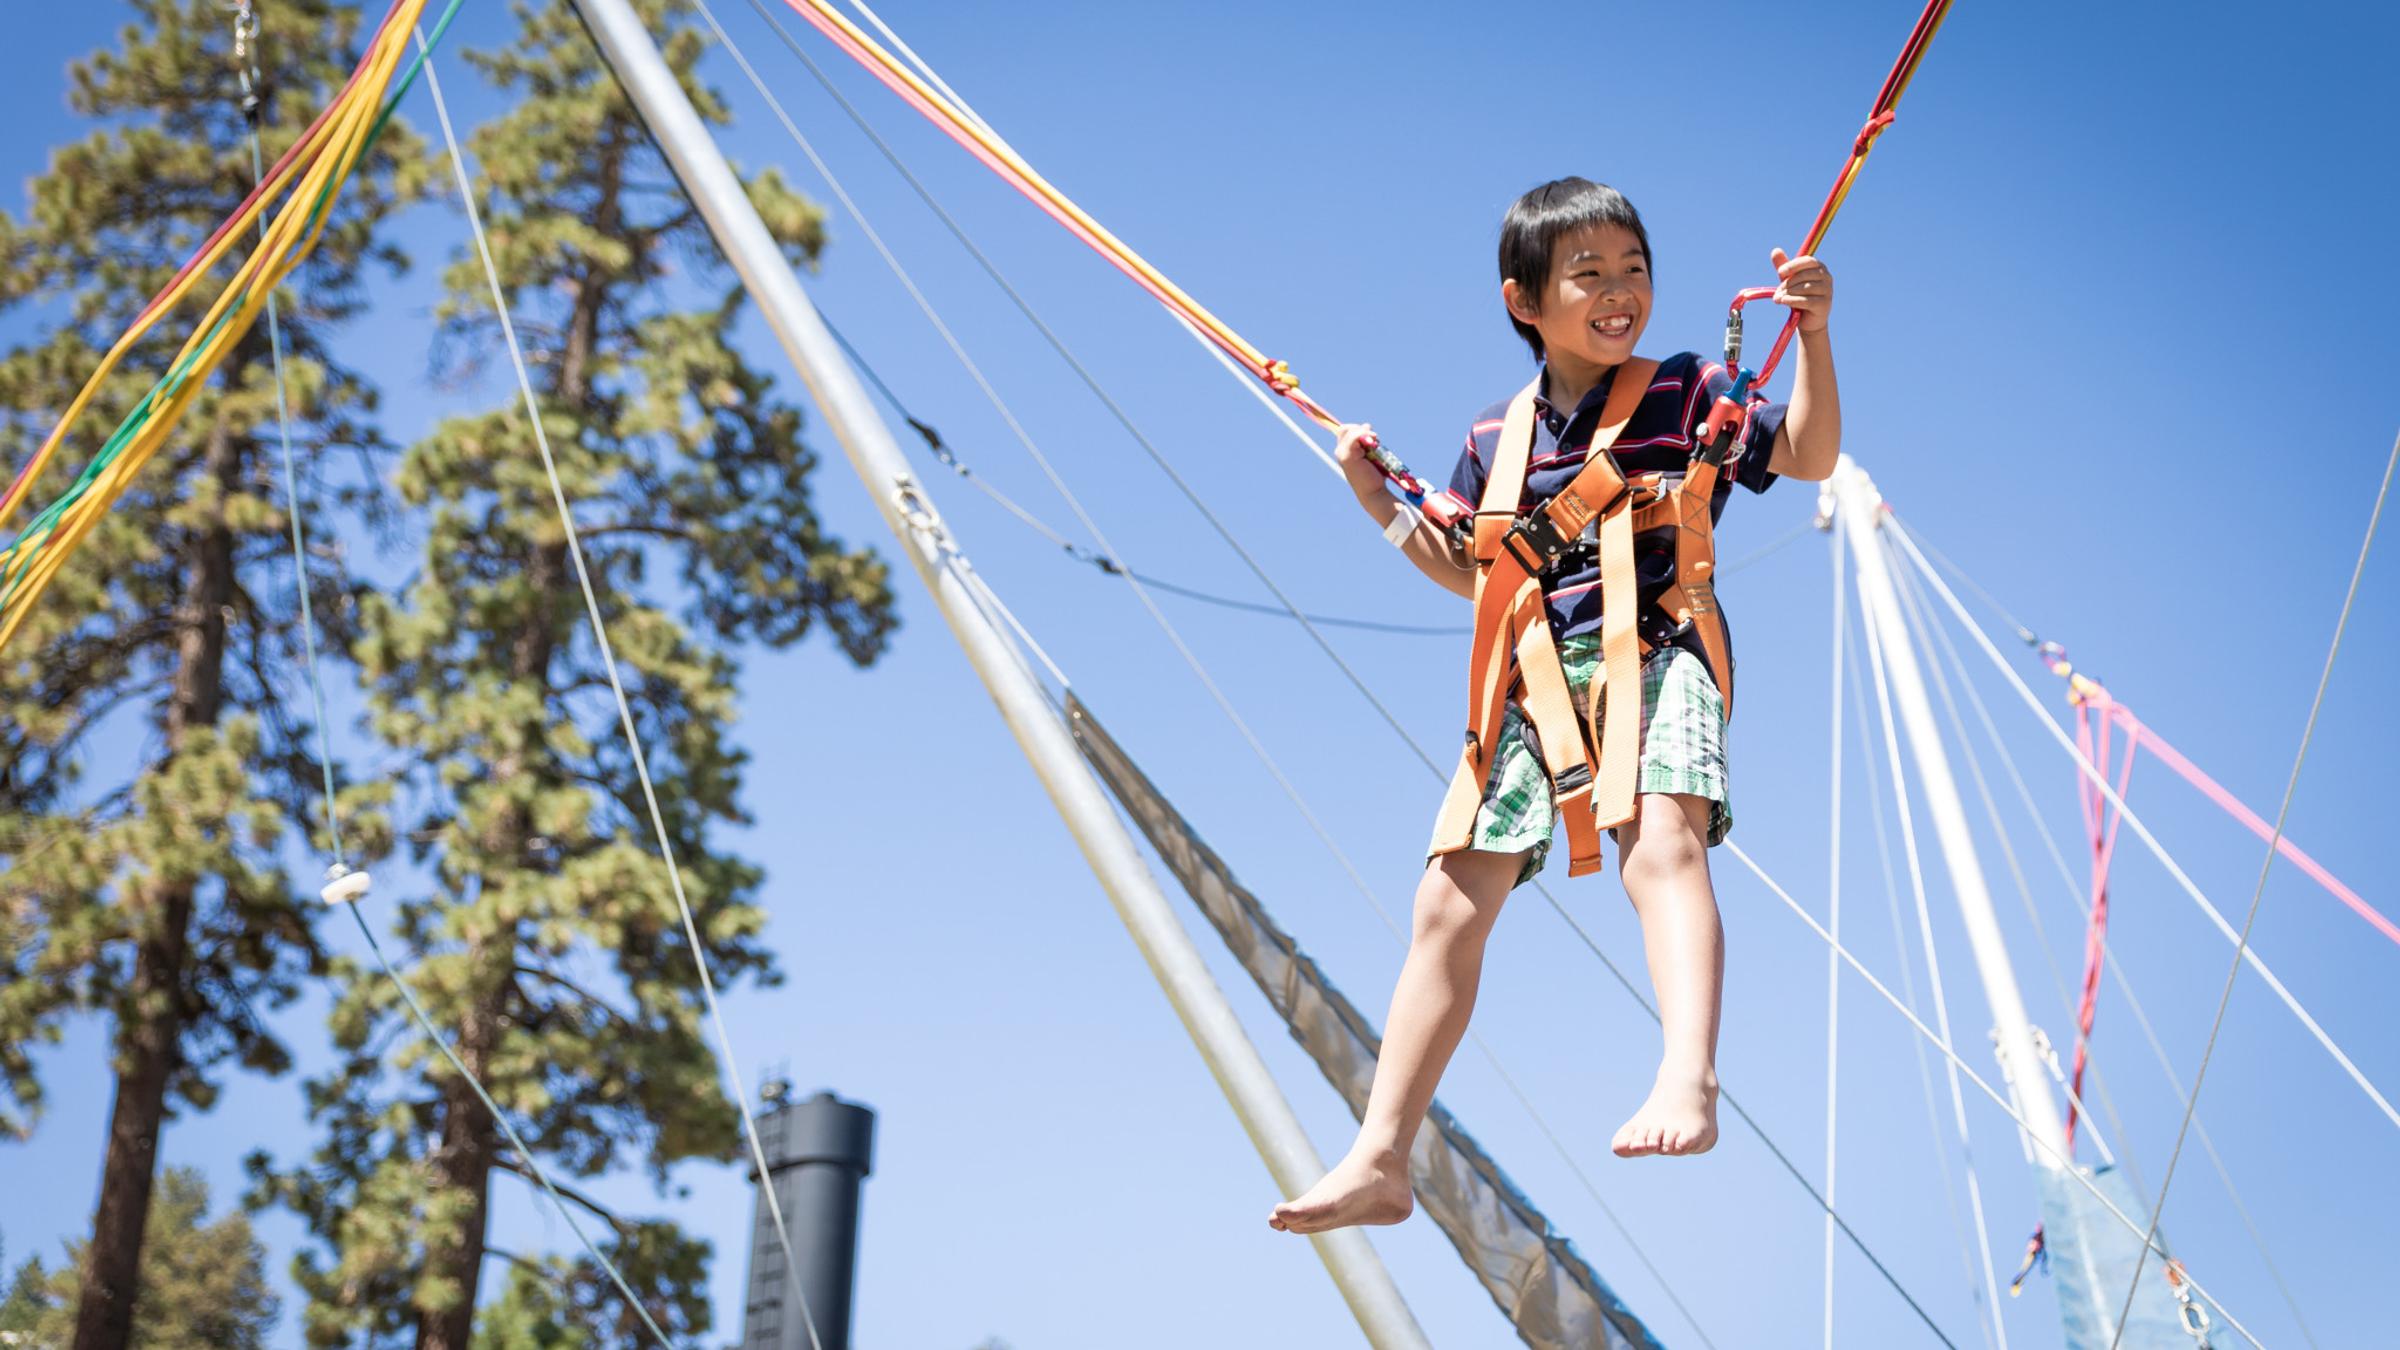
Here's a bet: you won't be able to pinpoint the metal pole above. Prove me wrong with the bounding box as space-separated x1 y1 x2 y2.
569 4 1432 1343
1830 455 2070 1162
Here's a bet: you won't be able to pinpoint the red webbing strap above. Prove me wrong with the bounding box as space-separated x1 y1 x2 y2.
2065 700 2139 1153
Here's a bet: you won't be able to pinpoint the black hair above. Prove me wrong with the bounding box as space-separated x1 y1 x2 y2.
1498 177 1652 359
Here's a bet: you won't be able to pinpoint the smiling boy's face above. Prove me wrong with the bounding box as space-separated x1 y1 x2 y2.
1504 222 1652 373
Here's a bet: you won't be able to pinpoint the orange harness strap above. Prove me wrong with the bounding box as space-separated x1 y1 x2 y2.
1430 360 1654 874
1652 455 1734 718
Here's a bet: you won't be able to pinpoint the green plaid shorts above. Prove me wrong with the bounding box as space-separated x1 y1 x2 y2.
1436 638 1732 887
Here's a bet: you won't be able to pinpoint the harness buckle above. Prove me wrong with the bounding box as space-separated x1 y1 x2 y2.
1502 485 1627 575
1552 763 1593 794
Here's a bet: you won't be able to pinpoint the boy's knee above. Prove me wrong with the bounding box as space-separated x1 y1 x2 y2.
1618 797 1711 887
1412 863 1504 947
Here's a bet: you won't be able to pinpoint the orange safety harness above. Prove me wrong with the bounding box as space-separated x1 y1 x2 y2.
773 0 1957 874
1428 361 1750 874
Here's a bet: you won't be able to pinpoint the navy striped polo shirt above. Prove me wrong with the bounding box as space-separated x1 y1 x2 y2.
1448 351 1786 649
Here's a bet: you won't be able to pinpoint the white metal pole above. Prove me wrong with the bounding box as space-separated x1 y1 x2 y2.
1830 456 2070 1164
570 3 1431 1343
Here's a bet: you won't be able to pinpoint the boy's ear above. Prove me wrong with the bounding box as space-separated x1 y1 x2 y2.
1501 277 1540 327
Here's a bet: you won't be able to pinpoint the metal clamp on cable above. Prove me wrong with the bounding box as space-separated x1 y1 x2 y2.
1723 287 1775 371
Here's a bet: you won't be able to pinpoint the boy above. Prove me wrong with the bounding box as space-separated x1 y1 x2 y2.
1272 177 1840 1235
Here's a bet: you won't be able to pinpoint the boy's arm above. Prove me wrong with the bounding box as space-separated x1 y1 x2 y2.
1339 424 1478 600
1765 249 1842 482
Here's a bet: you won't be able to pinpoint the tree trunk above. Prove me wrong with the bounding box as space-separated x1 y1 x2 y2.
415 119 618 1347
412 935 500 1350
71 413 239 1350
69 879 197 1350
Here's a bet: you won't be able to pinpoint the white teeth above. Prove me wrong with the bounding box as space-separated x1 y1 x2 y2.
1593 315 1632 336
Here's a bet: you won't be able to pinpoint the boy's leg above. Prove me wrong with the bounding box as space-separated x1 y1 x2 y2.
1609 791 1725 1158
1268 846 1523 1234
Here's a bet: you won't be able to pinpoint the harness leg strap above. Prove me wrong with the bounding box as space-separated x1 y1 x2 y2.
1515 616 1607 875
1430 561 1545 856
1591 501 1645 831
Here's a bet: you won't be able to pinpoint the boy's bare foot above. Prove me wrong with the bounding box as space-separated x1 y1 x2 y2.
1267 1147 1414 1234
1611 1064 1720 1158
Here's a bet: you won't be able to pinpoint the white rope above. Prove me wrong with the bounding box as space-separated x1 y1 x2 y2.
1899 544 2322 1347
1887 549 2145 1178
830 0 1353 486
1886 517 2400 1136
1723 842 2264 1350
418 35 826 1350
2109 424 2399 1346
841 0 997 140
693 9 1736 1339
236 15 680 1340
1822 508 1845 1350
1855 535 2011 1350
1170 310 1348 475
726 7 1963 1337
1846 607 1990 1341
247 138 347 869
811 0 1426 525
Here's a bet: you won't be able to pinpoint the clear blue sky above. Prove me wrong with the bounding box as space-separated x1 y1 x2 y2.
5 2 2397 1347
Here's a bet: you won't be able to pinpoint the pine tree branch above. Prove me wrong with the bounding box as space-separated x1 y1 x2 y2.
510 964 637 1033
9 674 170 789
481 1244 557 1283
489 1154 632 1238
571 521 696 545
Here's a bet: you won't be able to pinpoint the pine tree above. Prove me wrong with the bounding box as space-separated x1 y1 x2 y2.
0 5 424 1347
252 3 895 1347
0 1166 280 1349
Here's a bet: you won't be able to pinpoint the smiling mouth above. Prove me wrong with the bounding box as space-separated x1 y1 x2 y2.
1591 313 1635 339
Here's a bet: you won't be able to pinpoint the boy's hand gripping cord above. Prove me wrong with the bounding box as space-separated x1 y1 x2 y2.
1714 0 1954 455
774 0 1949 552
770 0 1472 530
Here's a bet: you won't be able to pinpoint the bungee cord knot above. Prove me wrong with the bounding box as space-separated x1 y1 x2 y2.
1852 109 1898 158
1260 357 1299 397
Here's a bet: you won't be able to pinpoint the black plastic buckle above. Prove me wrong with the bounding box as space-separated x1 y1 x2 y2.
1501 510 1576 574
1553 764 1593 793
1501 485 1626 575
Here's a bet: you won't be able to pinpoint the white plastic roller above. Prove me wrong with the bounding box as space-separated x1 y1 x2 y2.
319 865 372 906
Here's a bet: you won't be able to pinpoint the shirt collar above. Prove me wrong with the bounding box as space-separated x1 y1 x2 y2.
1532 362 1621 421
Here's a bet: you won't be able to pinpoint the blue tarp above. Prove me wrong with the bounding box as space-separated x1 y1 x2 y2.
2038 1163 2207 1348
